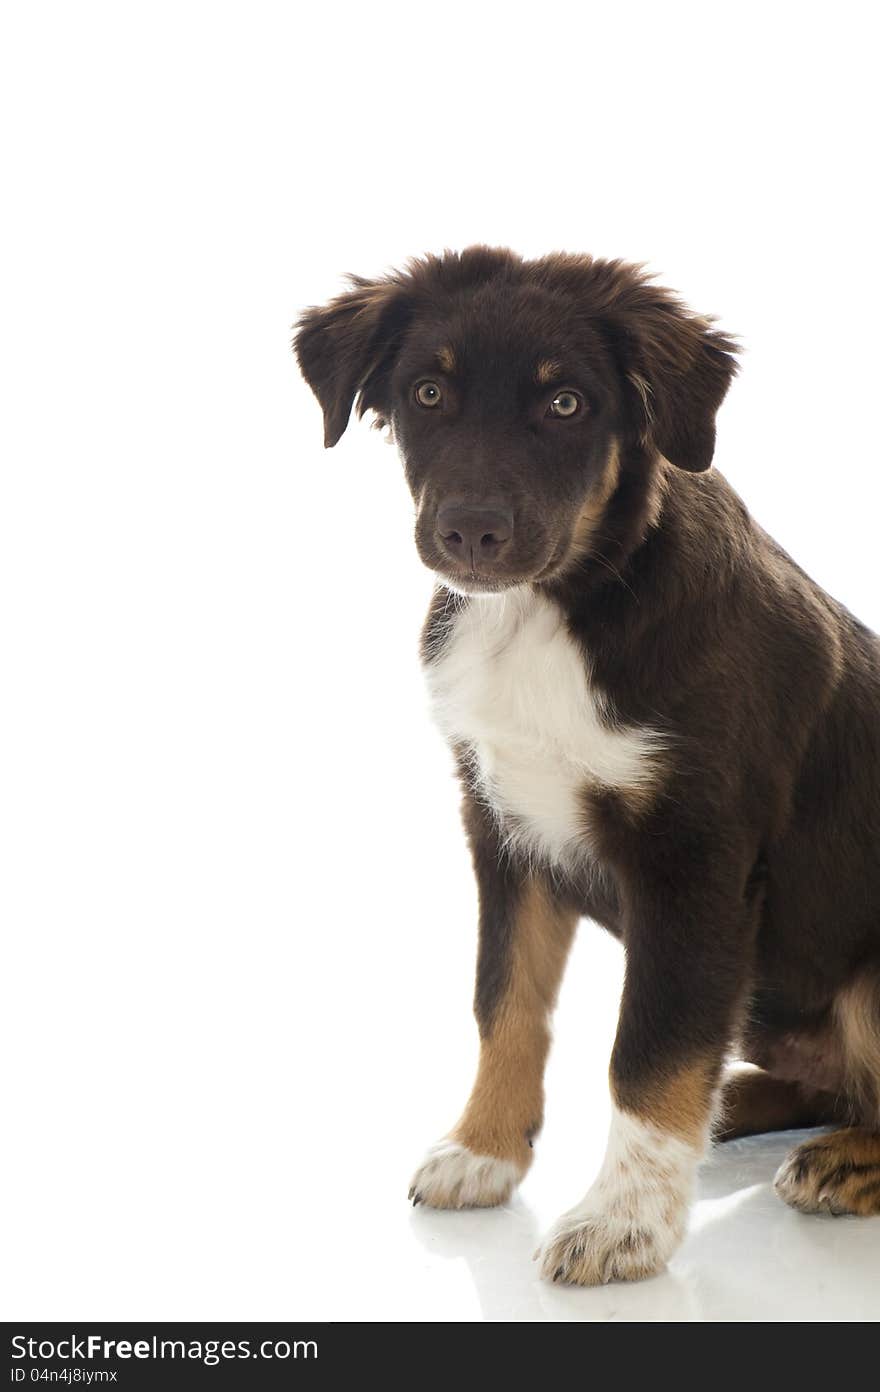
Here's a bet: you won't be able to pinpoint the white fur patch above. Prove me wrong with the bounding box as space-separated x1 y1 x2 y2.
409 1140 522 1210
537 1105 700 1285
426 588 663 871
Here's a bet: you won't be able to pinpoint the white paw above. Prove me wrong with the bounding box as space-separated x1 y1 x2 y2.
409 1140 523 1210
536 1105 697 1285
537 1200 683 1285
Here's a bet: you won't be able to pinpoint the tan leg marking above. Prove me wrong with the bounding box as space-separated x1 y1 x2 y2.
410 878 577 1209
455 878 577 1161
775 1127 880 1215
620 1058 719 1148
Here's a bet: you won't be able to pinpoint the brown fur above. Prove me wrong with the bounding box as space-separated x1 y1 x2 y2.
775 1128 880 1214
835 966 880 1119
436 345 455 375
453 876 578 1169
535 358 561 384
616 1058 718 1147
717 1066 845 1140
564 438 622 566
295 246 880 1262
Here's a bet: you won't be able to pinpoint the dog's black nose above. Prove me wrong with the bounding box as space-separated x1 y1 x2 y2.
437 504 514 565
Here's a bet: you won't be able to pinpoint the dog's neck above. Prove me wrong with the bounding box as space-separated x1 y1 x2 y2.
539 454 756 722
543 444 670 605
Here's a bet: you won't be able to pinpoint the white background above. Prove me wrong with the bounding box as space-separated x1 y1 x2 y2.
2 0 879 1322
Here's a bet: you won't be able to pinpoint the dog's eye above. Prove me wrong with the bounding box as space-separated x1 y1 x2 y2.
414 381 443 408
547 390 583 418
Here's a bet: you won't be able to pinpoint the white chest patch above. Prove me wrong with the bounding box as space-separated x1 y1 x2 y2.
426 588 663 871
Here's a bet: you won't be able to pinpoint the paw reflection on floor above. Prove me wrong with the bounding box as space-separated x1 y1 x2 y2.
407 1129 880 1321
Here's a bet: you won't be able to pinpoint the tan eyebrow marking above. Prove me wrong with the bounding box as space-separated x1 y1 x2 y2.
535 358 562 385
436 345 456 374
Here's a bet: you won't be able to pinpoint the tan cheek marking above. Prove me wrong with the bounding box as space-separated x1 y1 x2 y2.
454 879 578 1166
613 1058 719 1148
567 438 622 556
536 358 562 384
436 345 456 374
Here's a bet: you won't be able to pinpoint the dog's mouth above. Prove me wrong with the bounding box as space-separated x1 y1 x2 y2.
431 542 570 596
434 569 523 596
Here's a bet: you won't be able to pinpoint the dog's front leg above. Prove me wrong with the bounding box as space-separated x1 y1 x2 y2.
410 797 579 1209
538 850 752 1284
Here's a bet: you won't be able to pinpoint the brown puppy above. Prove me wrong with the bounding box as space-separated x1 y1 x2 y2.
295 247 880 1285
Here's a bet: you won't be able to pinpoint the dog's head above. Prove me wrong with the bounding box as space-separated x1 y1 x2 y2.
294 247 737 593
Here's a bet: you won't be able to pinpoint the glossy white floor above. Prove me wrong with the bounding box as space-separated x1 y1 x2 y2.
378 1131 880 1323
271 908 880 1323
292 923 880 1322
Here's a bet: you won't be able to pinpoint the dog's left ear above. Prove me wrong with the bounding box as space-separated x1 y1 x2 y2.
601 270 739 473
294 275 411 448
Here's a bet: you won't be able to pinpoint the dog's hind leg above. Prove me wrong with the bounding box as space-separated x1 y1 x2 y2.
774 966 880 1213
775 1128 880 1213
716 1066 845 1141
409 798 578 1210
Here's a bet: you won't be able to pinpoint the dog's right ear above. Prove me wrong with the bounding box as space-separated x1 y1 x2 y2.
293 275 411 447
